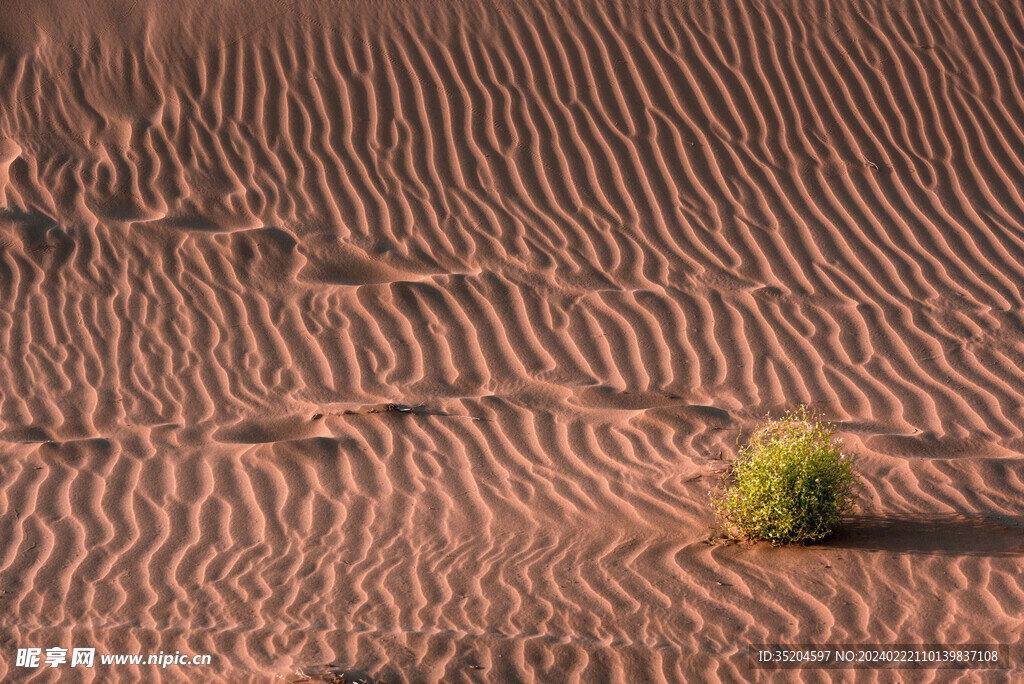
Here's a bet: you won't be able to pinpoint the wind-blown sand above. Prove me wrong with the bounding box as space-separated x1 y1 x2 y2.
0 0 1022 681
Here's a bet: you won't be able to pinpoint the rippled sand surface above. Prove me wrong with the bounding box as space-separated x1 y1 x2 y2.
1 0 1022 681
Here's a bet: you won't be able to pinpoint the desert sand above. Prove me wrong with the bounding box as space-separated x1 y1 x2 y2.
0 0 1022 681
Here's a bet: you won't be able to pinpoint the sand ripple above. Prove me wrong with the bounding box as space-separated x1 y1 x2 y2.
1 0 1022 680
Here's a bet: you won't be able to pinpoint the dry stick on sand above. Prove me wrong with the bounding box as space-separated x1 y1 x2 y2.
314 403 489 421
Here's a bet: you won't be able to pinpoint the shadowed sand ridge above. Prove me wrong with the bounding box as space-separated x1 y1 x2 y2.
0 0 1023 681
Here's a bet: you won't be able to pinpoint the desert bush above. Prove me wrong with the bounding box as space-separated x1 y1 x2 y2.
712 406 862 545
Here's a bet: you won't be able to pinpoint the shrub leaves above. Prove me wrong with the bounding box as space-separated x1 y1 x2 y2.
712 406 862 545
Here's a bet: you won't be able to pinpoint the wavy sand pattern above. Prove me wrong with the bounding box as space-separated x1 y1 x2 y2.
1 0 1023 681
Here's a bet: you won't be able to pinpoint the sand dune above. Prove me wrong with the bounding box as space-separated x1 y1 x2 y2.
0 0 1022 680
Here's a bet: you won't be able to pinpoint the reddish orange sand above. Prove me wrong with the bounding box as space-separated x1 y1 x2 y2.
0 0 1022 681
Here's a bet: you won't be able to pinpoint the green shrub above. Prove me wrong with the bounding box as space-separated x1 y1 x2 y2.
712 406 862 545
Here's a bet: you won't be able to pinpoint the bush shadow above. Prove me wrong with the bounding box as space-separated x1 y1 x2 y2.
823 514 1024 556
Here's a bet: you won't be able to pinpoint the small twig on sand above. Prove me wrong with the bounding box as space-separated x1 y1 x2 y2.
317 403 489 422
